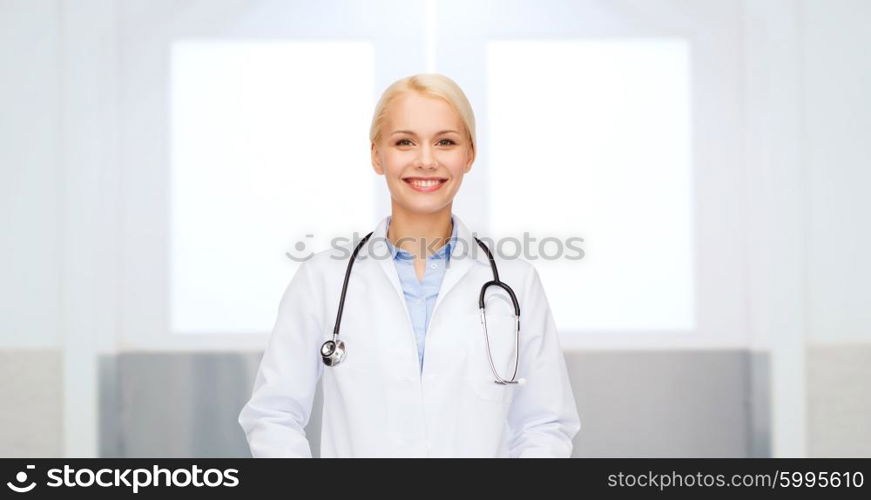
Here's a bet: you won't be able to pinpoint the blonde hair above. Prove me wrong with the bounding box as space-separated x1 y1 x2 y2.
369 73 476 151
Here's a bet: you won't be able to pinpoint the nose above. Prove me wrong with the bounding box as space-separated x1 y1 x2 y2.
415 143 437 169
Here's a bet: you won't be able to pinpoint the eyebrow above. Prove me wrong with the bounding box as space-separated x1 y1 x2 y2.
390 129 460 136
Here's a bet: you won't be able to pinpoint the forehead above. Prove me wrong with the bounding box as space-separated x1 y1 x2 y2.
384 92 463 133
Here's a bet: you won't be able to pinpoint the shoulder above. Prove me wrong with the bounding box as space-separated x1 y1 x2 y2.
474 244 544 300
294 236 381 285
296 244 355 279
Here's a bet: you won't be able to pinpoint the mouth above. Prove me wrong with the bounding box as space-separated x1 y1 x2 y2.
402 177 448 193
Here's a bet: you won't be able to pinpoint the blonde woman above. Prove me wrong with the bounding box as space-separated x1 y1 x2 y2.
239 73 580 457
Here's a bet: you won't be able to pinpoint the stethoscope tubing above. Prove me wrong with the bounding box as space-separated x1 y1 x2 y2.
324 230 523 385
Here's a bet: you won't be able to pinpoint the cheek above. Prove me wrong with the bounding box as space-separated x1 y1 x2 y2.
442 151 470 172
381 150 411 173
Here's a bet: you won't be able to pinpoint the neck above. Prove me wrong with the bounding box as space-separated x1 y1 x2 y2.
387 203 453 259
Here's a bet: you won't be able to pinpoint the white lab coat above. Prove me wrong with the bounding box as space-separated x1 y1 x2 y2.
238 213 581 457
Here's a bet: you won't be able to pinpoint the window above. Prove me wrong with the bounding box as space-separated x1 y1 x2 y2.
488 39 694 331
170 40 376 334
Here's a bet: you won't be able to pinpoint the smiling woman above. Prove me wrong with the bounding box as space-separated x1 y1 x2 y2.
238 73 581 458
370 75 476 242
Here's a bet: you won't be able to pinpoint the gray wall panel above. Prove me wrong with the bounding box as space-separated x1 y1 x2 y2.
108 353 255 457
101 349 768 457
0 350 63 457
565 350 759 457
749 351 772 457
807 344 871 457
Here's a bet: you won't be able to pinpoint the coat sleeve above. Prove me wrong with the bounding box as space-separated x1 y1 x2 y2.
238 260 324 458
506 264 581 458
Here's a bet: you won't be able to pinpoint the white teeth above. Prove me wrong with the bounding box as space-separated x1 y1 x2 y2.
410 179 442 188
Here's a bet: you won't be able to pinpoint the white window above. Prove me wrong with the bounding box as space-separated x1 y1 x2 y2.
170 40 376 334
488 39 694 331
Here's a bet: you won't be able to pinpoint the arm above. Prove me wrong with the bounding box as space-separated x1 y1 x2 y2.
238 260 324 458
507 264 582 458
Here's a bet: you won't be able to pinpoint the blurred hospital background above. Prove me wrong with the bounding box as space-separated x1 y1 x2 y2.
2 0 870 458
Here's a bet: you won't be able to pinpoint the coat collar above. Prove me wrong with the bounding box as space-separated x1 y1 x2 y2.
361 212 491 316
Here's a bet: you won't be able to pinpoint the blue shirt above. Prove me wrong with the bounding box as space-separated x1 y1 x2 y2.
384 216 458 373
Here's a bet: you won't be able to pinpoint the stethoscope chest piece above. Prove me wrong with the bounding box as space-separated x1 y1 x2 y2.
321 337 346 366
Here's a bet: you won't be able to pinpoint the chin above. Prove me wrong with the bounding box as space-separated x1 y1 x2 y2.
396 198 451 215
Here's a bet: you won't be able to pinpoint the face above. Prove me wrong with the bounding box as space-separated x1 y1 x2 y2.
371 92 475 215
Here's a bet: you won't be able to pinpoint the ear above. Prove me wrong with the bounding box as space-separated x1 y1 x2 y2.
464 146 476 174
371 142 384 175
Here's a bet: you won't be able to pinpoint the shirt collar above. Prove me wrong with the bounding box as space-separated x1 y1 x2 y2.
385 215 458 262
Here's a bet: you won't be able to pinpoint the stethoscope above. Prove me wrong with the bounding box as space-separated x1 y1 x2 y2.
320 231 527 385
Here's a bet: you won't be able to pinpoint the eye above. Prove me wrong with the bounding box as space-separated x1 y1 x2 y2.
395 138 413 146
438 138 456 146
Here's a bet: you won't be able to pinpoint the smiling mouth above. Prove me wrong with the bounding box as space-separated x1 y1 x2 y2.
403 177 448 193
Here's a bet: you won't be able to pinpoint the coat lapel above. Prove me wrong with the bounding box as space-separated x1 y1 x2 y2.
431 214 491 315
362 212 491 316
